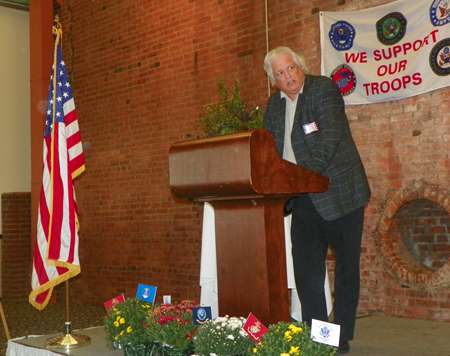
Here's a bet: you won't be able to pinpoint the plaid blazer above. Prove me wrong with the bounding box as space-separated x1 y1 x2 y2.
264 75 370 221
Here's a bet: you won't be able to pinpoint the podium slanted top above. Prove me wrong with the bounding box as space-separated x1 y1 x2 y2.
169 129 330 200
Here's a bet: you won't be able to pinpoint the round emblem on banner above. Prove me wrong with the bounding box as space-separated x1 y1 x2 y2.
328 21 356 51
196 308 207 322
330 64 356 96
429 38 450 76
430 0 450 26
376 12 407 45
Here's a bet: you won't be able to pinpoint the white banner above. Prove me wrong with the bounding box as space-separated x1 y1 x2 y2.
320 0 450 105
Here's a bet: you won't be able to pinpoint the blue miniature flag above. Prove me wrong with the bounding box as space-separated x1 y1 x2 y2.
136 284 157 303
192 306 212 325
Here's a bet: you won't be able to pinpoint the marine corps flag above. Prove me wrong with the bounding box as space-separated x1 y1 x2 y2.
29 21 85 310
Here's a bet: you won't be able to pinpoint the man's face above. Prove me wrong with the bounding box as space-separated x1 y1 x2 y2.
271 54 305 100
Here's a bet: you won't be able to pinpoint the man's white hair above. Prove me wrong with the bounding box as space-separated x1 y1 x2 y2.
264 46 309 85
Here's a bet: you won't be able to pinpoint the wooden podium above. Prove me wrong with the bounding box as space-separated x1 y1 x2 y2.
169 129 330 325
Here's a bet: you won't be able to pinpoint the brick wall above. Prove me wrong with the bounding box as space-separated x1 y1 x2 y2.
57 0 269 306
371 181 450 320
1 193 31 301
396 199 450 271
9 0 446 322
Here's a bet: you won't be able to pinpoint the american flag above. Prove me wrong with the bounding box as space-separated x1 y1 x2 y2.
29 24 85 310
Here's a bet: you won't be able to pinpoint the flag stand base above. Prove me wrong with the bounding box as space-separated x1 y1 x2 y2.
45 322 91 349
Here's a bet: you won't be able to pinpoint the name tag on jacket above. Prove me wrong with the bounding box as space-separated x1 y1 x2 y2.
303 122 318 135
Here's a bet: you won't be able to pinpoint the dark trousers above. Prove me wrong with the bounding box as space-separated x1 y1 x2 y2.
290 205 365 341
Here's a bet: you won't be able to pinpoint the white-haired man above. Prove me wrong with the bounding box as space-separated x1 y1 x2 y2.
263 46 371 355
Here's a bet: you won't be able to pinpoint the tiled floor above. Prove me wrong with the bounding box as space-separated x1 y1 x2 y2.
0 300 105 356
349 315 450 356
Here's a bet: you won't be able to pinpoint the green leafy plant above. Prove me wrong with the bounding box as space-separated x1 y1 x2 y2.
194 316 254 356
197 78 264 137
145 300 198 355
104 298 153 350
252 322 338 356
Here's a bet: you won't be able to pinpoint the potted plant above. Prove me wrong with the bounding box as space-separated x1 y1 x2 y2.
104 298 155 356
145 300 199 356
251 322 338 356
193 315 254 356
197 78 264 137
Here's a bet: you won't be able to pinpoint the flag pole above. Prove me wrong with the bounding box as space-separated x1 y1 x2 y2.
66 280 70 323
45 280 91 349
40 17 91 349
0 298 11 340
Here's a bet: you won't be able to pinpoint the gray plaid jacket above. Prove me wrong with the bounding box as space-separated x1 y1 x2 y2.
264 75 370 221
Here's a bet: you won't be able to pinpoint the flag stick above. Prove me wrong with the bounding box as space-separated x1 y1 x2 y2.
45 280 91 349
66 280 70 323
0 298 11 340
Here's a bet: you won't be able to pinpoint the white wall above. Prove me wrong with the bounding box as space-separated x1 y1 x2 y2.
0 6 31 235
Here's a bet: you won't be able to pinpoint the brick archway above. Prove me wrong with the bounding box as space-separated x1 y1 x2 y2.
376 180 450 292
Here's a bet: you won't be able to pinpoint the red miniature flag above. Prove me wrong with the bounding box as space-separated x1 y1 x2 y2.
104 294 126 313
243 313 268 343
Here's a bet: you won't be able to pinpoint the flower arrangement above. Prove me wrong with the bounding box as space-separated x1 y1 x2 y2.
104 297 153 350
104 298 337 356
197 77 264 137
194 315 254 356
145 300 199 355
252 322 338 356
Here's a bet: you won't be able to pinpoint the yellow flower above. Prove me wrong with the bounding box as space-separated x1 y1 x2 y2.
288 325 303 334
127 326 132 333
119 318 125 324
284 331 292 342
289 346 300 355
113 321 119 327
253 348 258 354
281 353 290 356
119 331 124 336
